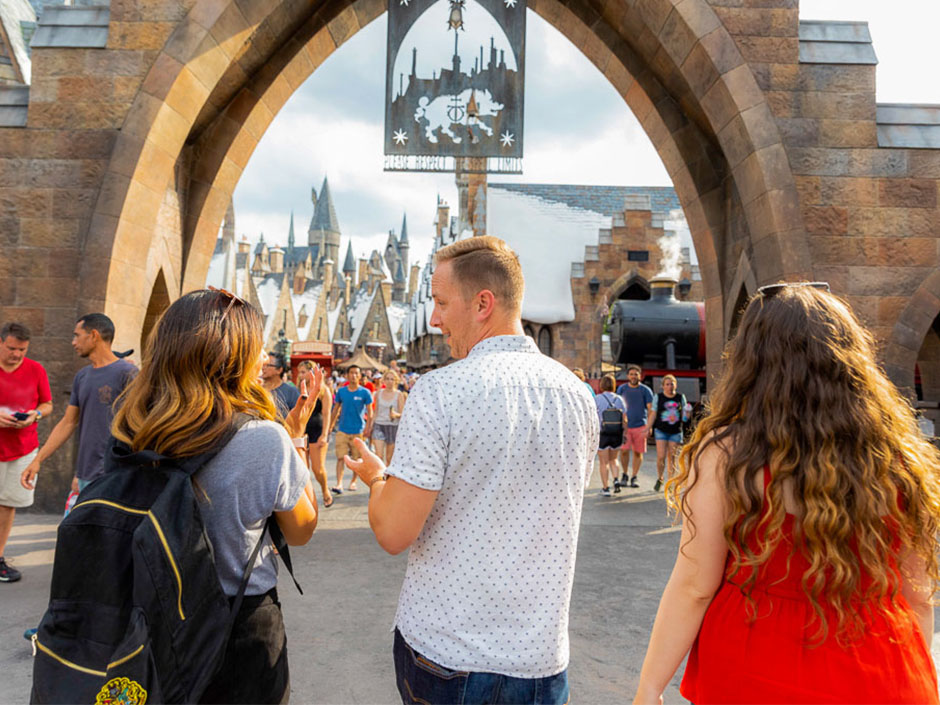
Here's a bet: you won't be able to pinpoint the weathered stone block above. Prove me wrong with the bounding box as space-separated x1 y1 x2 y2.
108 21 176 51
818 120 877 149
733 35 798 64
877 178 937 209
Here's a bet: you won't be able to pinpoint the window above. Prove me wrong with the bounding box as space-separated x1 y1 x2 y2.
524 325 535 339
627 250 649 262
538 327 552 357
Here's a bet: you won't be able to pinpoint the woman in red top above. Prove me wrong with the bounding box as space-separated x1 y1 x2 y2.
634 283 940 704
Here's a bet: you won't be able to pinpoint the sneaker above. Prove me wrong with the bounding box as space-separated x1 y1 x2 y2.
0 557 21 582
630 476 639 488
620 473 629 486
654 478 663 492
613 481 622 494
600 487 612 497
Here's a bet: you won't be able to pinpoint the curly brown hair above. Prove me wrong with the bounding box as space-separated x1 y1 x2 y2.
668 285 940 643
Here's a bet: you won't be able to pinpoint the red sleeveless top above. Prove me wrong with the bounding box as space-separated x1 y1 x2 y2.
681 467 938 704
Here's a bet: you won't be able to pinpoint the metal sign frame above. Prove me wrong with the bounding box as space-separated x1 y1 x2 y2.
384 0 526 170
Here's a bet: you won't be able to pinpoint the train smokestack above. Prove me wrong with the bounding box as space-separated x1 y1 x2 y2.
650 276 678 302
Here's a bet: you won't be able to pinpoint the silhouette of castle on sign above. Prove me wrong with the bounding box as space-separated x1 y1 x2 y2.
385 0 525 160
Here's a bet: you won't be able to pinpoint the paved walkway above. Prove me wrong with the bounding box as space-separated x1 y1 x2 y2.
3 453 939 703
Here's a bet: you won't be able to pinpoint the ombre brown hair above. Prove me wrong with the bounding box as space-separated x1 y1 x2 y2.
669 286 940 642
112 290 277 457
434 235 524 312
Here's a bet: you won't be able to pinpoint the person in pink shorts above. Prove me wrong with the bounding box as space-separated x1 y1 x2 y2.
616 365 653 488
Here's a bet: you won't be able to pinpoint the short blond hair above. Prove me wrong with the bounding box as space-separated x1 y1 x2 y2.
434 236 524 311
571 367 585 382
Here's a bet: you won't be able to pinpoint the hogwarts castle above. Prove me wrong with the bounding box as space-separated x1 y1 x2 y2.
207 176 416 364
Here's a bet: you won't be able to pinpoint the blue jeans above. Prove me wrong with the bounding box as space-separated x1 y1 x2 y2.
393 629 569 705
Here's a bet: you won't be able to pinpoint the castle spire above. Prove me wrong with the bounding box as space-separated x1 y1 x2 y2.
342 241 356 274
287 210 295 253
400 213 409 245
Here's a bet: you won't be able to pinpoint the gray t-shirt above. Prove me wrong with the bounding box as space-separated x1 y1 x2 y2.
69 359 137 481
195 420 308 596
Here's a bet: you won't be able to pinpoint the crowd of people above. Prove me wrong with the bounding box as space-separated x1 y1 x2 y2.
2 236 940 704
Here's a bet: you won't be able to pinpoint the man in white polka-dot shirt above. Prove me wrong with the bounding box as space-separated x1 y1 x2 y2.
347 236 598 704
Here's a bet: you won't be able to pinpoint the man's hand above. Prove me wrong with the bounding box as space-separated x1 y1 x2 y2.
20 459 40 490
344 438 387 487
15 410 39 428
0 412 19 428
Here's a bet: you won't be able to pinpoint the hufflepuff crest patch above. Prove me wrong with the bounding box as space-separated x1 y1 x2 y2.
95 676 147 705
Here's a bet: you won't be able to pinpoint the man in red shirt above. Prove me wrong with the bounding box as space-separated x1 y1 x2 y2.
0 322 52 582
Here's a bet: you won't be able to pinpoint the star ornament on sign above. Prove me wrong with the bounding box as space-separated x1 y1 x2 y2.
500 131 515 148
393 129 408 145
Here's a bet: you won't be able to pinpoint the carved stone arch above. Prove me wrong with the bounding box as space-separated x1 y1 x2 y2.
884 269 940 395
86 0 810 370
607 269 650 303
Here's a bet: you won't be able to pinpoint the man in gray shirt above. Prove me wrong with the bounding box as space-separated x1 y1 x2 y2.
21 314 136 493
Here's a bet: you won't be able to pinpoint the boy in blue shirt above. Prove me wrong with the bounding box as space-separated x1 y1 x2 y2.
328 365 373 495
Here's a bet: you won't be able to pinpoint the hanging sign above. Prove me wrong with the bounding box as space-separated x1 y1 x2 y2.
384 0 526 171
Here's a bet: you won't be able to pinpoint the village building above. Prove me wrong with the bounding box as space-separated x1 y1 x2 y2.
400 183 701 376
206 178 412 365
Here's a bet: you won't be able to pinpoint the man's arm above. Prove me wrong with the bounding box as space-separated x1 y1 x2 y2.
363 402 374 437
327 398 342 434
20 405 80 489
344 439 438 554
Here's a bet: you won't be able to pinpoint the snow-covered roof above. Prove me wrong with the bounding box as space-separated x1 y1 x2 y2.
327 299 343 339
387 301 410 351
487 188 612 324
291 283 322 340
347 289 377 349
255 275 283 342
206 249 226 289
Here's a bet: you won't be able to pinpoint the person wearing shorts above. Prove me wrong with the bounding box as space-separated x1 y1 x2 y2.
616 365 654 488
649 375 688 492
372 370 406 465
595 374 626 497
0 322 53 583
328 365 373 495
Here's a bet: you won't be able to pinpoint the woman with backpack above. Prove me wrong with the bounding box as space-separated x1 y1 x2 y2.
594 373 626 497
648 374 689 493
111 289 320 704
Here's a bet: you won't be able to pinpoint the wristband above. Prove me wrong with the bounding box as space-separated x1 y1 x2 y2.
292 437 308 449
35 410 42 420
368 475 386 488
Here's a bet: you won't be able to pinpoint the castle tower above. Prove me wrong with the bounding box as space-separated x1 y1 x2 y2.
399 212 409 272
393 260 407 303
308 176 342 270
408 263 420 300
342 240 356 286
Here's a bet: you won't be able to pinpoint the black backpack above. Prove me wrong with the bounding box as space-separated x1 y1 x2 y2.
30 420 300 704
600 393 624 435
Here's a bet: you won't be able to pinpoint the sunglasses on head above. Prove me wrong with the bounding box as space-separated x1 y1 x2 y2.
207 286 246 322
756 281 830 298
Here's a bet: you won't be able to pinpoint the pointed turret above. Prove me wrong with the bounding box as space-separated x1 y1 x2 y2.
399 212 409 271
287 210 295 253
308 176 342 270
342 241 356 275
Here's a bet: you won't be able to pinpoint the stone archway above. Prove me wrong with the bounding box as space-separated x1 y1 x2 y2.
85 0 809 372
884 269 940 395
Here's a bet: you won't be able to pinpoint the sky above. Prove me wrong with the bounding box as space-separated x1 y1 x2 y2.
231 0 940 275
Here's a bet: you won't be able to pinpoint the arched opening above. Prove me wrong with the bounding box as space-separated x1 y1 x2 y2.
141 269 170 354
915 314 940 436
537 327 553 358
617 278 651 301
524 324 535 340
87 0 810 382
727 283 751 343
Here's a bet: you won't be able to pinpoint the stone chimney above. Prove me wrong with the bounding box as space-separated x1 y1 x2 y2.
322 258 334 299
358 258 369 289
408 264 420 299
435 200 450 242
344 273 351 304
269 247 284 274
381 281 392 307
237 235 250 254
292 258 306 295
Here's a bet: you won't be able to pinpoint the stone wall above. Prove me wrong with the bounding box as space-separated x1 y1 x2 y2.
4 0 940 510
